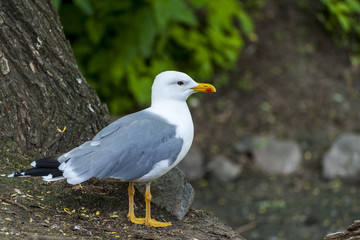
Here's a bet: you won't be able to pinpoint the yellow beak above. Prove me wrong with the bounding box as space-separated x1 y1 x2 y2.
191 83 216 93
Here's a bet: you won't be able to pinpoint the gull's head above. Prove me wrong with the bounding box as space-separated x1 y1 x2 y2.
151 71 216 104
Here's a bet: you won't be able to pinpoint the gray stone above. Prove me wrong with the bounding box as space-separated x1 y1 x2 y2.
178 146 205 181
207 155 242 182
136 167 194 220
252 135 302 174
322 133 360 181
234 135 253 154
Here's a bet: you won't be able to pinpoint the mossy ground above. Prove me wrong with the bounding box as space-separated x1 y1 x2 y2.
0 152 242 239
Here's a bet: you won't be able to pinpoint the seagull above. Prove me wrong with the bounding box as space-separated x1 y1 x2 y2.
8 71 216 227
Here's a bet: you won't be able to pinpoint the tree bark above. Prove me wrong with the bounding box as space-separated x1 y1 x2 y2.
0 0 109 158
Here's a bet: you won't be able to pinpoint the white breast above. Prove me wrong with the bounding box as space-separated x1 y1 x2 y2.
139 101 194 181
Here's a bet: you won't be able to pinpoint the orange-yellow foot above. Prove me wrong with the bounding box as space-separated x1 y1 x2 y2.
128 215 145 225
145 218 172 227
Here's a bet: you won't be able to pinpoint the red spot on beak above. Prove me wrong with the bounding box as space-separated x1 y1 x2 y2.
206 89 213 92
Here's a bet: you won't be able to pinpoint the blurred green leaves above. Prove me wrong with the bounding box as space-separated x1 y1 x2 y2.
56 0 253 114
74 0 93 15
319 0 360 62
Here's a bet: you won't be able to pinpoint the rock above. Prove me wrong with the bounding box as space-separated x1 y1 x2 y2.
136 167 194 220
207 155 242 182
322 133 360 181
234 135 253 154
178 146 205 181
252 135 302 174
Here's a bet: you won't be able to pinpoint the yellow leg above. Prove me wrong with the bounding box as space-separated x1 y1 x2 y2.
144 182 172 227
127 181 145 225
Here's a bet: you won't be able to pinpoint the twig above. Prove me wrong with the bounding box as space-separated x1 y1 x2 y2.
235 221 259 234
0 196 32 212
235 215 283 234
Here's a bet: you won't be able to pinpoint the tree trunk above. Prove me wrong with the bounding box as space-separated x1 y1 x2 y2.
0 0 109 158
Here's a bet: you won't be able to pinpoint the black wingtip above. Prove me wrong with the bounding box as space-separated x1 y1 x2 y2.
8 171 27 177
32 156 61 168
9 156 63 179
9 168 63 178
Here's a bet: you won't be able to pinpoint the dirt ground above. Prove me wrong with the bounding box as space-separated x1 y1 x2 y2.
0 173 242 239
1 0 360 240
191 0 360 240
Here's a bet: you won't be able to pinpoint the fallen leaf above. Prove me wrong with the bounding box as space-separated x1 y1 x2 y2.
57 126 66 133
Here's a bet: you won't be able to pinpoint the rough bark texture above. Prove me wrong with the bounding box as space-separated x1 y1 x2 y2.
0 1 245 239
324 221 360 240
0 0 109 157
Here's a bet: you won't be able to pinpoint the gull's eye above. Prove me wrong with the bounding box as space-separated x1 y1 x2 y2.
177 81 184 86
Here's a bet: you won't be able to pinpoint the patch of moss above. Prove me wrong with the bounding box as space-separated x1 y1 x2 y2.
0 139 41 172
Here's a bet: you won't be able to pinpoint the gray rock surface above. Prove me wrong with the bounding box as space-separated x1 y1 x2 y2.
136 167 194 220
207 155 243 182
234 135 253 154
252 135 302 174
178 146 205 181
322 133 360 181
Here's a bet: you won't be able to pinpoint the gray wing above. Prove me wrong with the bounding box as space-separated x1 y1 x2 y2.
58 111 183 184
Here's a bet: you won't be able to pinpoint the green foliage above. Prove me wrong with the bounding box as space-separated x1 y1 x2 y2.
56 0 253 114
319 0 360 58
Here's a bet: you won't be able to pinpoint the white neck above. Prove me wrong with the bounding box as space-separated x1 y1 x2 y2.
149 99 192 128
147 98 193 139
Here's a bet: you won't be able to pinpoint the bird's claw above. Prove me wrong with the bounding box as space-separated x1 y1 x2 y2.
128 214 171 227
145 218 172 227
128 215 145 225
